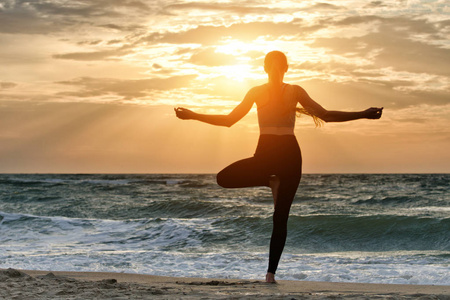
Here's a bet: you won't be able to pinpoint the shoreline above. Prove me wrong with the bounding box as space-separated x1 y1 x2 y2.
1 268 449 299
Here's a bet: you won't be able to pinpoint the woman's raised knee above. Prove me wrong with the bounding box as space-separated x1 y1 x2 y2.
216 170 229 188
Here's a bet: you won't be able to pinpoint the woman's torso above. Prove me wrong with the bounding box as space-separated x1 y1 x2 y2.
255 83 298 135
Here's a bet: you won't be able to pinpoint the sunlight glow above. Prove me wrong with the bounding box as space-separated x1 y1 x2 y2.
218 64 255 82
215 40 259 56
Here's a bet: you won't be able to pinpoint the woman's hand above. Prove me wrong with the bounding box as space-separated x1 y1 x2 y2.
364 107 383 119
174 107 196 120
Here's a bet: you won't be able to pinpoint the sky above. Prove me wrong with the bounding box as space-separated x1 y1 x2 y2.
0 0 449 173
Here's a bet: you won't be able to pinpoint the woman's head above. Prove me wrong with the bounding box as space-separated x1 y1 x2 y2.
264 51 288 81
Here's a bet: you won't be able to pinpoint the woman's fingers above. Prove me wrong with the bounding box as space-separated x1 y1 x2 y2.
366 107 383 119
174 107 191 119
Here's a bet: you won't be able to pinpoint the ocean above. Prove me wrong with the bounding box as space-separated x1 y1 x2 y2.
0 174 448 285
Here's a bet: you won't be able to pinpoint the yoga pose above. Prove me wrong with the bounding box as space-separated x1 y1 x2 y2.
175 51 383 283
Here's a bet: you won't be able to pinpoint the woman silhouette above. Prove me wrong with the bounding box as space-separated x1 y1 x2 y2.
175 51 383 283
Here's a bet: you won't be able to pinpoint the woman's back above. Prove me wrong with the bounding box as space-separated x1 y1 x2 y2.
255 83 298 135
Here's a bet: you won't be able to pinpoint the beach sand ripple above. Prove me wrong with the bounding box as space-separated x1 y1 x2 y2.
0 268 449 299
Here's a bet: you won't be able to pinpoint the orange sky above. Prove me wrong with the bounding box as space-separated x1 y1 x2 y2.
0 0 449 173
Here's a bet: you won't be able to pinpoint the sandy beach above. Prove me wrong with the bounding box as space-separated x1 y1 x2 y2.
0 268 448 299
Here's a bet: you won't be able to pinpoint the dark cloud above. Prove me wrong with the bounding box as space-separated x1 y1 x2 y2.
334 15 442 35
311 17 450 76
56 75 197 100
299 78 447 110
436 19 450 29
364 1 387 8
295 61 389 81
22 0 151 17
313 34 450 76
161 1 277 15
0 82 17 89
303 3 343 10
333 15 382 26
52 45 134 61
107 39 124 45
0 0 152 34
0 1 57 34
77 40 103 46
370 34 450 76
159 0 343 16
98 23 146 32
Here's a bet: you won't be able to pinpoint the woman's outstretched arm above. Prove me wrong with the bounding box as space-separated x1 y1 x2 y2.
174 88 256 127
316 107 383 122
297 86 383 122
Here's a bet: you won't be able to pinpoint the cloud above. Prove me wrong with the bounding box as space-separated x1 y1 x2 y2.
52 45 134 61
3 1 448 111
0 1 57 34
77 39 103 46
0 82 17 89
98 23 146 32
189 48 238 66
0 0 153 34
299 76 448 111
309 16 450 78
56 75 197 100
14 0 152 18
161 1 343 16
303 2 343 10
364 1 388 8
163 1 337 16
312 32 450 77
161 1 277 15
140 19 315 45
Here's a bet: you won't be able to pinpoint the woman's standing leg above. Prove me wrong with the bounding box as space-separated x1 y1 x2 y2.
266 175 301 282
266 135 302 282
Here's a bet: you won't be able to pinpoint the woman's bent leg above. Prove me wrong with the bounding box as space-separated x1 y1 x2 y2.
217 157 269 188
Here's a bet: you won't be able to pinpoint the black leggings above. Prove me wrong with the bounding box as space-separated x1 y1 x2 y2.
216 134 302 274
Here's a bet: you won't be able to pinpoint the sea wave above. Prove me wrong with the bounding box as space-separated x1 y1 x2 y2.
286 214 450 252
1 174 449 285
1 210 448 254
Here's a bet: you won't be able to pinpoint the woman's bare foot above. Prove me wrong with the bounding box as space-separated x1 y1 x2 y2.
265 272 276 283
269 175 280 208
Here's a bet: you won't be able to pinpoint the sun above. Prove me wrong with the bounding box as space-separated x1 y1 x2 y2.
218 64 255 82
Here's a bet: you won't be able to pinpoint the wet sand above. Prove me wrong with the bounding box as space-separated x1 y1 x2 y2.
1 268 449 299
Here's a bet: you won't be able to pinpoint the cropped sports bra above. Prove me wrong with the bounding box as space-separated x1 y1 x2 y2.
257 83 297 135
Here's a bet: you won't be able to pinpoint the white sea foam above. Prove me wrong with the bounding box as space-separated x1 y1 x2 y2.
410 206 450 212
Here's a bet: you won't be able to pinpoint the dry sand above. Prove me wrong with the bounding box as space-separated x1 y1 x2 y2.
1 268 449 299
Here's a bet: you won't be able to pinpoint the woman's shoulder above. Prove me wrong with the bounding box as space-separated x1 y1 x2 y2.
285 84 309 99
248 83 305 98
245 84 267 99
250 83 268 92
285 83 303 91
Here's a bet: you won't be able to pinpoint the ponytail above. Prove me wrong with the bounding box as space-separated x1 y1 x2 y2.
295 107 324 127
